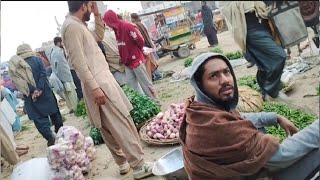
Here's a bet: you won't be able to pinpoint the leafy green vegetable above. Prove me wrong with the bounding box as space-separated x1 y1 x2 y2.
122 85 161 126
184 57 194 67
223 50 243 60
75 99 87 117
89 127 104 145
238 75 287 92
263 102 318 141
210 47 224 54
237 75 261 92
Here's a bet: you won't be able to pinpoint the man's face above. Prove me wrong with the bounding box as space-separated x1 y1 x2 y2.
57 42 63 48
201 2 205 6
201 58 235 103
83 2 92 22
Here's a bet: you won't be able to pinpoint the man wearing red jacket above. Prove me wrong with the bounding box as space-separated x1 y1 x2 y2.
103 10 158 102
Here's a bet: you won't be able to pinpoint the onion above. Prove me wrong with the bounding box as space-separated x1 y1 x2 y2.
172 128 178 133
155 133 165 139
170 103 177 109
169 133 176 139
156 112 164 119
147 131 153 137
166 130 171 135
151 129 157 134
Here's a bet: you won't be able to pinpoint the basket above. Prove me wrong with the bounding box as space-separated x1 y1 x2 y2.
139 119 180 145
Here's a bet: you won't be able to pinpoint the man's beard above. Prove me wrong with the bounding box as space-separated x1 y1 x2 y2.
84 10 91 22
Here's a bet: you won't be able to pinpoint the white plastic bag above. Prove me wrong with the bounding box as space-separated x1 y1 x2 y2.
11 158 54 180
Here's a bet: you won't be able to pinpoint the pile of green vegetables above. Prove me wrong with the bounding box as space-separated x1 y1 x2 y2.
210 47 243 60
89 127 104 145
210 47 224 54
263 102 317 141
76 86 161 145
183 48 244 68
122 85 161 126
75 99 87 117
223 51 243 60
184 57 194 67
238 75 287 92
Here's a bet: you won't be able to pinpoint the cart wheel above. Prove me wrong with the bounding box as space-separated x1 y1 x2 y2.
173 51 179 57
177 46 190 59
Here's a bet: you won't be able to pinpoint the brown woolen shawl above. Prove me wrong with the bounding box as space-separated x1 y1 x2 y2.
178 53 279 179
179 97 279 179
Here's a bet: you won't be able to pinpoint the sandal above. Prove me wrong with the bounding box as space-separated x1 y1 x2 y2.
119 162 131 175
16 149 28 157
133 162 154 180
16 145 29 151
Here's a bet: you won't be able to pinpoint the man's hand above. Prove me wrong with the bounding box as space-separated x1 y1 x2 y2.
91 1 99 16
277 115 299 137
31 90 43 102
93 88 106 106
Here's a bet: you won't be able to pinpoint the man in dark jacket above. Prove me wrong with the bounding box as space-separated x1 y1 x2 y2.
103 10 159 102
201 1 219 47
9 44 63 147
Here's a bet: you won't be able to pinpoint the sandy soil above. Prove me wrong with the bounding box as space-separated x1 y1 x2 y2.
1 30 319 180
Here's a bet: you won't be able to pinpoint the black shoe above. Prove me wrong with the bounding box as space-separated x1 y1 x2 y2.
47 133 56 147
246 62 255 68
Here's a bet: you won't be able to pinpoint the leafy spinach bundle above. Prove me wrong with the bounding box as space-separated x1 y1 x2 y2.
89 127 104 145
122 85 161 126
263 102 318 141
238 75 287 93
75 99 87 117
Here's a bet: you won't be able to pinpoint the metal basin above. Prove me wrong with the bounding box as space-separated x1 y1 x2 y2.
152 147 189 180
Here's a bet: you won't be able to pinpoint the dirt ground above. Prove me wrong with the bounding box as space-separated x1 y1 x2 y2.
1 30 319 180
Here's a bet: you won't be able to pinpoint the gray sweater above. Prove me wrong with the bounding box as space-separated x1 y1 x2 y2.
50 46 73 83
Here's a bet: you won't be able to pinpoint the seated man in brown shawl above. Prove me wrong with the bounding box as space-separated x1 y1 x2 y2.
179 52 319 180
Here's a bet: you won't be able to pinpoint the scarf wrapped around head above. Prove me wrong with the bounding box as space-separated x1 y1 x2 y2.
8 44 37 96
179 53 279 179
16 43 37 59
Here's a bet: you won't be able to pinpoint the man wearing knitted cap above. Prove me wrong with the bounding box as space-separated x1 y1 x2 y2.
179 53 319 179
61 2 153 179
103 10 159 102
8 44 63 147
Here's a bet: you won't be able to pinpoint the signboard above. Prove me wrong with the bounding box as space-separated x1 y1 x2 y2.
163 6 184 18
165 14 185 24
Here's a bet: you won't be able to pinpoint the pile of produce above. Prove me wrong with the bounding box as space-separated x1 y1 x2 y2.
210 47 224 54
209 47 243 60
89 127 104 145
237 86 263 112
184 57 194 67
223 51 243 60
48 126 96 180
263 102 318 141
122 85 161 126
75 99 87 117
144 103 185 141
238 75 287 93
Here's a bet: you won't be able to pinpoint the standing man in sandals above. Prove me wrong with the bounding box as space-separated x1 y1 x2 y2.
61 1 153 179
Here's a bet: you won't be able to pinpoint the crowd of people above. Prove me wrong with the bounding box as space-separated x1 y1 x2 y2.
1 1 319 180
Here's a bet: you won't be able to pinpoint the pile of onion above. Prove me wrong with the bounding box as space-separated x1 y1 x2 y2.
146 103 185 140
